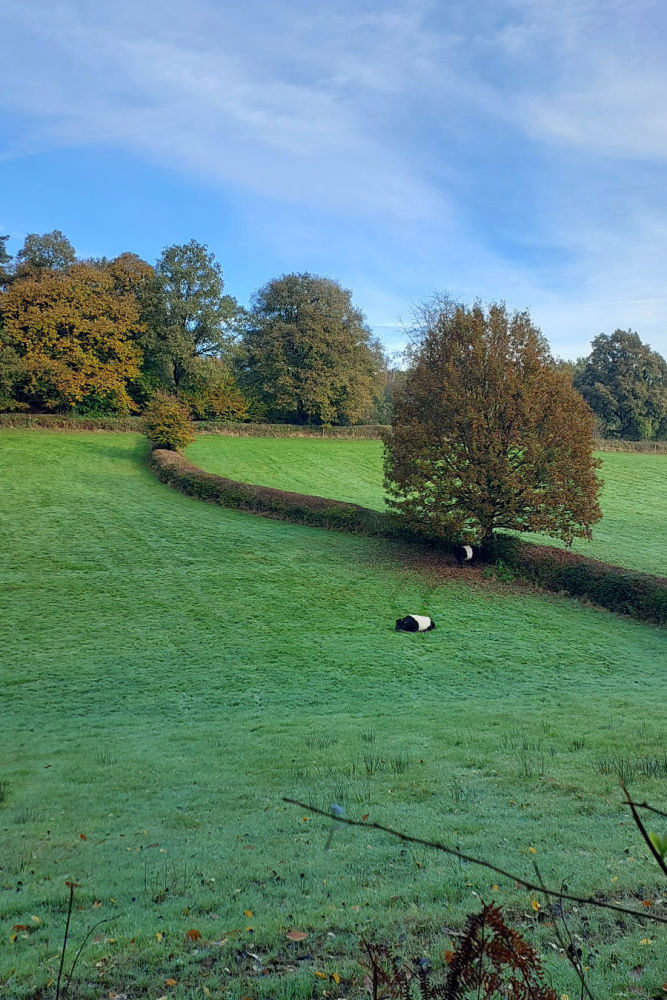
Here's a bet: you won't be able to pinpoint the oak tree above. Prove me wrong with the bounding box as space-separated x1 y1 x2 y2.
0 262 143 411
574 330 667 440
384 297 602 548
141 240 239 390
241 272 383 424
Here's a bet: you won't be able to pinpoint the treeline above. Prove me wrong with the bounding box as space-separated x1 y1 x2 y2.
0 231 392 425
1 230 666 437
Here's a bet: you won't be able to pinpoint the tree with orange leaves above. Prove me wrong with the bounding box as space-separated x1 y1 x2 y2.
1 261 143 412
384 296 602 550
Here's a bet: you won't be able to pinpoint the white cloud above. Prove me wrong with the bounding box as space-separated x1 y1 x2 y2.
1 0 666 356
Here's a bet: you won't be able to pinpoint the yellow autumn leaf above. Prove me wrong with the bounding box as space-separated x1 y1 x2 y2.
492 884 499 891
332 972 341 984
528 847 537 854
531 899 540 911
156 932 163 942
30 916 40 925
10 933 17 943
314 970 327 978
243 909 253 917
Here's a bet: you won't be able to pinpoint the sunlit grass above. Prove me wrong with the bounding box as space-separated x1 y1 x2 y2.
188 436 667 574
0 431 665 998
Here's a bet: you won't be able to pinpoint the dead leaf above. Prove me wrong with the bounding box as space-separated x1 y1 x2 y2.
12 924 31 932
314 970 327 978
286 930 308 941
332 972 341 984
444 950 455 965
92 900 102 909
185 929 202 942
165 978 178 986
80 833 87 840
243 909 253 917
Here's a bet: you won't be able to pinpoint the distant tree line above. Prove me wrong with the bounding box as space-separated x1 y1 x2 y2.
1 230 665 436
0 230 390 425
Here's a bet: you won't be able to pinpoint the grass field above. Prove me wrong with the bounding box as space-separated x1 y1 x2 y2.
1 430 665 999
188 436 667 576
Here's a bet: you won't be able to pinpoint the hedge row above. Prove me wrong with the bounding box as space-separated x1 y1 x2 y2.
0 412 387 438
192 420 390 438
0 412 143 431
151 449 667 626
4 413 667 451
149 448 401 537
592 437 667 454
492 536 666 626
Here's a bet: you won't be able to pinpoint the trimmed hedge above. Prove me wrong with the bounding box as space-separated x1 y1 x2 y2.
150 448 399 537
193 420 390 438
150 450 666 626
0 412 143 431
492 536 666 626
3 413 666 451
0 413 388 438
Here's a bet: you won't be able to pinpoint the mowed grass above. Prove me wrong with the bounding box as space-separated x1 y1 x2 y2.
188 436 667 575
0 430 665 999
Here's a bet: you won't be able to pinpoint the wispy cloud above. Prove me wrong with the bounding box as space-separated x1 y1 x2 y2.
1 0 666 356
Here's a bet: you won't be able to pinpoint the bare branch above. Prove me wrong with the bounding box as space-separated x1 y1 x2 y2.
283 799 667 926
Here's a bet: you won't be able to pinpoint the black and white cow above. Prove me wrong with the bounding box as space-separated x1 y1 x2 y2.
453 543 476 568
395 614 435 632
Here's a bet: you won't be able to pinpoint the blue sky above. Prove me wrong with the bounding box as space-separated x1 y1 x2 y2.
1 0 666 359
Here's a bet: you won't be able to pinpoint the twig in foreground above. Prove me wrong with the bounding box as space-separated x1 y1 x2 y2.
282 798 667 926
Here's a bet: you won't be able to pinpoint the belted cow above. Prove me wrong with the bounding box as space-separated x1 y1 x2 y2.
454 544 477 568
395 614 435 632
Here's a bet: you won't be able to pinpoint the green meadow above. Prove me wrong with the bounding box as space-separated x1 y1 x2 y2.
1 430 665 999
188 436 667 576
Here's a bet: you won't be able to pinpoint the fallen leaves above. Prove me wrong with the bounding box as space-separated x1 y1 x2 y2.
185 928 202 942
286 930 307 941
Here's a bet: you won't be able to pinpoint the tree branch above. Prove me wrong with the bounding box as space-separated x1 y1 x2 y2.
283 799 667 925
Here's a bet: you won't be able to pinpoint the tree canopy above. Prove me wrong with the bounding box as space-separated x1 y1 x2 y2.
384 297 602 548
574 330 667 440
141 240 239 391
0 261 143 412
15 230 77 274
241 272 384 425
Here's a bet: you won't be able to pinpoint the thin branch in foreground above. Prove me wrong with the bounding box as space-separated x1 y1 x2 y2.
282 799 667 926
623 799 667 820
620 781 667 879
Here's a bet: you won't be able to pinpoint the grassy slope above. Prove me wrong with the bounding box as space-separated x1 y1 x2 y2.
188 436 667 575
1 431 665 999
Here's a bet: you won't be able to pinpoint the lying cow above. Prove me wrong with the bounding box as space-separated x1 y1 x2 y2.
395 614 435 632
454 543 477 568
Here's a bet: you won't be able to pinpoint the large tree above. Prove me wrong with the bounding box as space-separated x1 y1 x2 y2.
384 297 602 548
574 330 667 440
241 272 383 424
142 240 239 391
0 262 143 412
15 229 77 274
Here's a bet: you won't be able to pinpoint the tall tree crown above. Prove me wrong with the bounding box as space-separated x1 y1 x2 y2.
385 297 602 546
241 272 383 425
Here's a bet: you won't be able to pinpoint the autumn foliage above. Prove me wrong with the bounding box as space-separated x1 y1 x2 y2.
384 298 603 548
141 392 195 451
363 903 558 1000
1 263 143 412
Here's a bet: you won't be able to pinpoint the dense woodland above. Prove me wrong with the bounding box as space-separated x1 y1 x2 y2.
1 229 666 439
